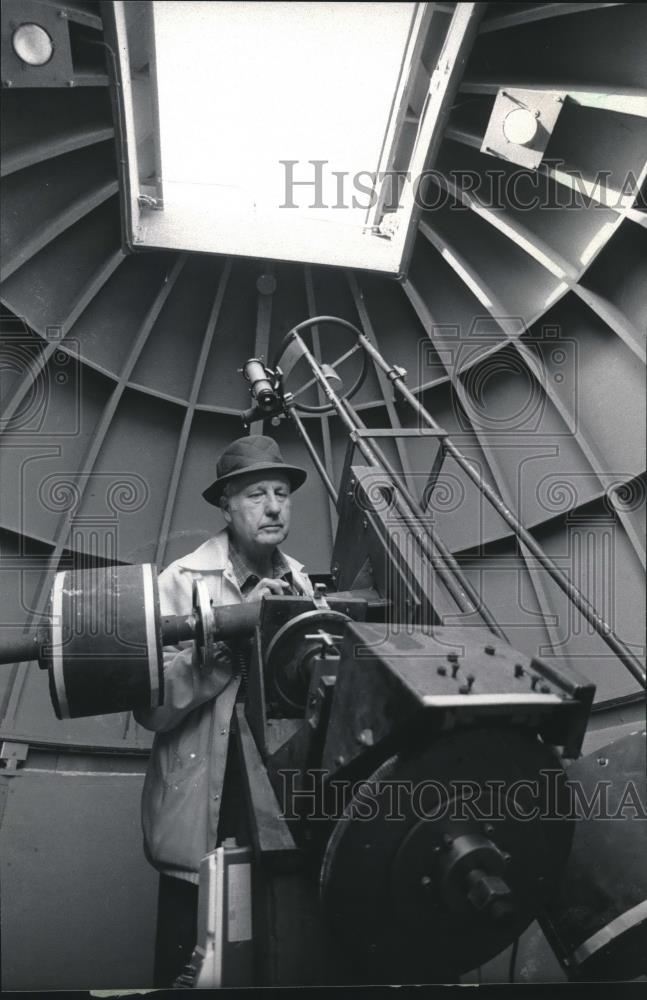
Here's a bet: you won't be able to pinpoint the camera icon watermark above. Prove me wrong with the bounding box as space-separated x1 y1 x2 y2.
0 322 82 438
10 470 151 634
416 320 579 437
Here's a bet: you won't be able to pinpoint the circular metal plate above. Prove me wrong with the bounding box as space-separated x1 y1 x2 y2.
192 578 214 669
320 728 573 981
542 729 647 981
265 609 350 713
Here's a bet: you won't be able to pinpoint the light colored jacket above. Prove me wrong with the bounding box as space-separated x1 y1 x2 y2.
134 528 313 883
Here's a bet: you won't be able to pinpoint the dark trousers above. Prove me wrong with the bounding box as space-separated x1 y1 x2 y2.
154 873 199 987
153 734 247 987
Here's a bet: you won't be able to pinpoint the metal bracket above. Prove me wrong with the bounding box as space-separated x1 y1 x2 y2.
137 193 164 210
363 213 400 241
312 583 330 611
0 740 29 774
387 365 407 382
378 214 400 240
481 88 566 170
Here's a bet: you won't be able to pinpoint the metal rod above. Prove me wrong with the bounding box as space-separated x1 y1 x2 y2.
161 602 262 647
287 332 487 623
0 607 262 669
287 406 339 504
0 632 41 666
339 399 507 640
356 331 647 689
337 396 475 613
285 331 378 459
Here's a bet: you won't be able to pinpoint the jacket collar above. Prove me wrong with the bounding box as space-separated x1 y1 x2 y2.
176 528 306 576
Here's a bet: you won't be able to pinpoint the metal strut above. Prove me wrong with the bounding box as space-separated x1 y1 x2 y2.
283 329 506 637
337 397 507 640
275 317 646 690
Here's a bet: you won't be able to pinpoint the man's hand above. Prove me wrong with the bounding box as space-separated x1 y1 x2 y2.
192 638 235 677
243 578 290 603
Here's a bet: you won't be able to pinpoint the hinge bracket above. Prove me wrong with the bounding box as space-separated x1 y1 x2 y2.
0 740 29 774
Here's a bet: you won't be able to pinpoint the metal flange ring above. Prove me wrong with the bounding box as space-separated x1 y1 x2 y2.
192 578 215 668
265 609 350 713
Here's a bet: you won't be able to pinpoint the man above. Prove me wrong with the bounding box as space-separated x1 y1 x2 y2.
134 435 313 985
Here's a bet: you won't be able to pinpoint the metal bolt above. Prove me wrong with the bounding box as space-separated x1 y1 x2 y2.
442 834 454 850
491 899 516 923
67 80 75 87
256 274 277 296
356 729 374 746
484 824 495 837
334 755 345 767
597 756 609 767
421 875 432 889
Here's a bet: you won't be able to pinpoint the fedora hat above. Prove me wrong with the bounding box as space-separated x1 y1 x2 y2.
202 435 307 506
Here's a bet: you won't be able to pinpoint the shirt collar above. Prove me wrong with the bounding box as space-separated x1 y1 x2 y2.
174 528 306 579
227 530 293 593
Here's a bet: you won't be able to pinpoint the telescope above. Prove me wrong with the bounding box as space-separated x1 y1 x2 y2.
1 316 644 987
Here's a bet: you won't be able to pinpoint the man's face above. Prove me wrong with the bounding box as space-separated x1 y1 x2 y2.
224 473 292 554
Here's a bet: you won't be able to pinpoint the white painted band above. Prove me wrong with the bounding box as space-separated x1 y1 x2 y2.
422 693 562 707
142 563 160 707
51 571 70 719
572 899 647 967
214 846 224 987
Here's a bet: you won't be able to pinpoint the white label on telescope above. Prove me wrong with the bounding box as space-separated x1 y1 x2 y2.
227 862 252 942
